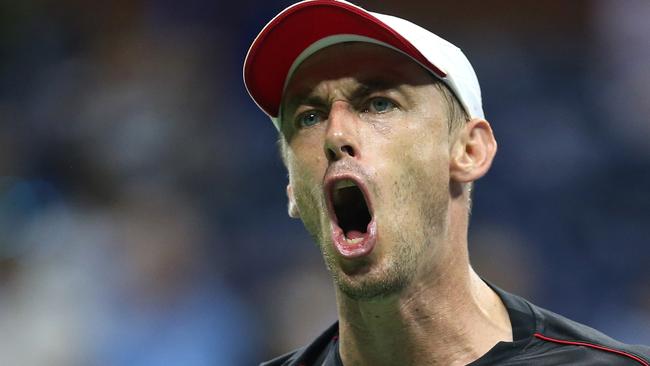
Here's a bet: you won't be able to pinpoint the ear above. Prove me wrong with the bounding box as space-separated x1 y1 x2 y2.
449 118 497 183
287 184 300 219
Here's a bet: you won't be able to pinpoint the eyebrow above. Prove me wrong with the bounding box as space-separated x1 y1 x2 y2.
349 80 395 101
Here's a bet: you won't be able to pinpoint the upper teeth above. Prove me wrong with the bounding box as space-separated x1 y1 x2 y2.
334 179 357 190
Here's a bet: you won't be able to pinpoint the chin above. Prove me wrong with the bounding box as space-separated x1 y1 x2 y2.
329 255 413 301
318 225 421 301
337 274 408 301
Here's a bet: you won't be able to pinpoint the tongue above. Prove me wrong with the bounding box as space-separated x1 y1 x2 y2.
345 230 365 240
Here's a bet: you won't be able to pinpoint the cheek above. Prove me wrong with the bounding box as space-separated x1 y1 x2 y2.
379 134 451 242
392 142 450 199
288 135 327 172
375 125 451 218
287 150 328 230
383 123 450 175
288 150 326 190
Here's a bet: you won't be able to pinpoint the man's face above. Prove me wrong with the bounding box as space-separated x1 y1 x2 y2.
282 43 454 300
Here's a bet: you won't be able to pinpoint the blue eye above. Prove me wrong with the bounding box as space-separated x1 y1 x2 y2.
296 111 323 128
368 97 395 113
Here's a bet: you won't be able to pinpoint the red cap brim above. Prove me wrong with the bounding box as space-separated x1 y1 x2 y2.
243 0 444 119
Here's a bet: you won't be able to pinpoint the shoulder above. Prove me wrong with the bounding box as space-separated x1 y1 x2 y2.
528 299 650 365
259 322 339 366
488 284 650 365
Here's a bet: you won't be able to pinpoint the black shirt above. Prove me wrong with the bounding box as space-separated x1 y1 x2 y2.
261 285 650 365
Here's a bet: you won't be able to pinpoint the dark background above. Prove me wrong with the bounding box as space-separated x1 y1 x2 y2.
1 0 648 364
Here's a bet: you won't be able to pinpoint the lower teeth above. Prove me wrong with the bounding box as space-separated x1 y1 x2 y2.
345 237 363 244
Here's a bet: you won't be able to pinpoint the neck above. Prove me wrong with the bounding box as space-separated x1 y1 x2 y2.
336 207 512 366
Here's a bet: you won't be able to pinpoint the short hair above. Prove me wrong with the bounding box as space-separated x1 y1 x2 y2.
433 81 470 135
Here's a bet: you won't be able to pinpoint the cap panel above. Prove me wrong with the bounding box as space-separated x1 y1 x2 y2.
243 0 444 119
373 13 484 119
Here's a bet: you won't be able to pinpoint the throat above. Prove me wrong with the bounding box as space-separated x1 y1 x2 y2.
336 275 513 366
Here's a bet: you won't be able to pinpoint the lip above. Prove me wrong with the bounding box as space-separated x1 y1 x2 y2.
324 173 377 259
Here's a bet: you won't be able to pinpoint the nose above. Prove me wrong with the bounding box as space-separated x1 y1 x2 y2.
324 101 360 162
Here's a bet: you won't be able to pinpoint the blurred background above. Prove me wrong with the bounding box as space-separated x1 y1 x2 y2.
0 0 649 364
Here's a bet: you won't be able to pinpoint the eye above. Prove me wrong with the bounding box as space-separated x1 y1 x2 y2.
296 110 324 128
366 97 396 114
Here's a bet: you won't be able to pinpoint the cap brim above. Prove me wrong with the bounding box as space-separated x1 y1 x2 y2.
243 0 445 119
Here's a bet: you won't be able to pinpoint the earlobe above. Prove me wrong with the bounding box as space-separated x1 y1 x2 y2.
287 184 300 219
449 118 497 183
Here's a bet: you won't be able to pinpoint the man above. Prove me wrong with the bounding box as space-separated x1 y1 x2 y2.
243 1 650 365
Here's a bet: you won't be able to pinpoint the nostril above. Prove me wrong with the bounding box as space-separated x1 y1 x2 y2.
325 144 356 161
341 145 355 157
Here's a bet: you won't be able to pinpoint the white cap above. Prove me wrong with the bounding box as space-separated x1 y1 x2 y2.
243 0 484 130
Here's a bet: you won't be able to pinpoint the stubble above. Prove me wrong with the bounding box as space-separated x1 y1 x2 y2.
296 162 449 301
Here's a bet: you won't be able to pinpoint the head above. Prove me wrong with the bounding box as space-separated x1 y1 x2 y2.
243 1 497 301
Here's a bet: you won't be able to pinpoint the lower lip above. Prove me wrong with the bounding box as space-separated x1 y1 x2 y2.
331 220 377 258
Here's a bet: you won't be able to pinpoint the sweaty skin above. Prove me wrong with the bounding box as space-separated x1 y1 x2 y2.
282 43 510 366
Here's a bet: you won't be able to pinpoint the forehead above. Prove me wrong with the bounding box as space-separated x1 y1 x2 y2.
282 42 437 103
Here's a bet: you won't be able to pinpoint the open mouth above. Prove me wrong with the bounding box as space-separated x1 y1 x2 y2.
332 180 372 241
326 177 377 258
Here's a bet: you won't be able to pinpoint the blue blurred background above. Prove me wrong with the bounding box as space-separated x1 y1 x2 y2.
1 0 649 365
